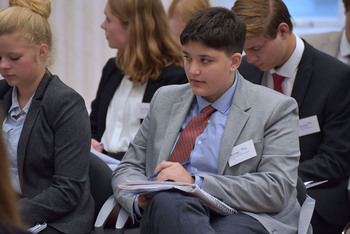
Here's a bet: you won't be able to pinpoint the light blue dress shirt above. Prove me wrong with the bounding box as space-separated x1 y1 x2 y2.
174 71 238 187
2 87 33 194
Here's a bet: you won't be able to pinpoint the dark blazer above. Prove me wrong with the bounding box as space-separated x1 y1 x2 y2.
90 57 188 141
238 41 350 225
0 74 94 233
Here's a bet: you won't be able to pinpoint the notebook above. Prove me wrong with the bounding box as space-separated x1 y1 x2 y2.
119 181 237 216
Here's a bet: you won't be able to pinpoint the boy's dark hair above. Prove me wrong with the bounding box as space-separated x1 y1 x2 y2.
180 7 246 55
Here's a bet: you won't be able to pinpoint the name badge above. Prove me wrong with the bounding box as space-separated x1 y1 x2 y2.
138 103 150 119
229 140 257 167
299 115 320 137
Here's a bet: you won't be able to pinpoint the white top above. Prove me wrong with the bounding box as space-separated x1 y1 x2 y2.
339 30 350 65
262 34 305 96
101 75 147 153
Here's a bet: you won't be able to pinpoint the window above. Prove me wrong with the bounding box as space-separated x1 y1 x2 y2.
284 0 344 34
211 0 344 34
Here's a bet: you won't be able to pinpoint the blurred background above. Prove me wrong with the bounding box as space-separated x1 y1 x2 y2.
0 0 345 112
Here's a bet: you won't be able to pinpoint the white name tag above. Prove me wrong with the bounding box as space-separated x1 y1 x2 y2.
299 115 320 137
229 140 257 167
138 103 150 119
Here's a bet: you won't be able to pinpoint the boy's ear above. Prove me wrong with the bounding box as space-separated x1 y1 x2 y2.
230 53 242 72
277 22 290 39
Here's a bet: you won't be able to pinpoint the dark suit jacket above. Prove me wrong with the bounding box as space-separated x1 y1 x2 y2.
0 74 94 233
90 57 188 141
238 41 350 225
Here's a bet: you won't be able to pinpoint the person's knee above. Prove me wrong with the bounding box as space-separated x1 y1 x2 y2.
147 190 183 213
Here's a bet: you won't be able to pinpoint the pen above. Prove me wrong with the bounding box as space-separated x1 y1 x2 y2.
148 161 190 179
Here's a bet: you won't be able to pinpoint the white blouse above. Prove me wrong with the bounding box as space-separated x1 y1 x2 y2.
101 75 147 153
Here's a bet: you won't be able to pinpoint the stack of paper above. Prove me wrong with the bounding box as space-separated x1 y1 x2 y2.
119 181 237 215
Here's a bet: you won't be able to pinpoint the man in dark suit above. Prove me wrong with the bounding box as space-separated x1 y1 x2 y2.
232 0 350 233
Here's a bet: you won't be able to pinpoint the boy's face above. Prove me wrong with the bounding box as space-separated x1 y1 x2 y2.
243 35 286 71
183 41 240 103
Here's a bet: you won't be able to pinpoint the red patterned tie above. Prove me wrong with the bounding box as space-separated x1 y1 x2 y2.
169 105 216 164
272 73 285 94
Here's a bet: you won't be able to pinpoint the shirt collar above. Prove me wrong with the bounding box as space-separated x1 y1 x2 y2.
8 87 34 116
196 70 238 114
340 30 350 57
269 34 305 79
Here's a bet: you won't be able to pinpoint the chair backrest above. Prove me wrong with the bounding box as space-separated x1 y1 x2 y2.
347 177 350 206
297 177 307 205
296 176 315 234
89 152 113 221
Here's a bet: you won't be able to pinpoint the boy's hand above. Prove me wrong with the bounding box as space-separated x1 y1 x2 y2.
154 161 195 184
138 195 152 211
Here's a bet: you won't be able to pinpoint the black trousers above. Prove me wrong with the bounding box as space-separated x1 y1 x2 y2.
311 211 345 234
140 190 269 234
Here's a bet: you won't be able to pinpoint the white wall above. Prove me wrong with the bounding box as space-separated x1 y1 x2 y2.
48 0 115 112
0 0 115 112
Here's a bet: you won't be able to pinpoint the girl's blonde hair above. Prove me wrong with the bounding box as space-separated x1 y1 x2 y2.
109 0 184 84
168 0 211 26
0 0 53 66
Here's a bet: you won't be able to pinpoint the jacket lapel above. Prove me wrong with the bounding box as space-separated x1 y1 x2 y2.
0 82 12 114
17 74 53 183
157 85 195 163
291 41 314 109
218 74 251 175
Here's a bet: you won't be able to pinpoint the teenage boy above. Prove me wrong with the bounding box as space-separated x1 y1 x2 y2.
113 7 301 234
233 0 350 233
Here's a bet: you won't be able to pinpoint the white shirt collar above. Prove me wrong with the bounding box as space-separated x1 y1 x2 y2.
269 34 305 79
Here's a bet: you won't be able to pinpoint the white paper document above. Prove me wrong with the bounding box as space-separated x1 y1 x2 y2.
119 181 237 216
304 180 328 189
28 222 47 233
90 148 120 170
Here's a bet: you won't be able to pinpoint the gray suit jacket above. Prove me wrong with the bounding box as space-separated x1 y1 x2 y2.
0 74 94 233
301 30 342 58
113 73 302 233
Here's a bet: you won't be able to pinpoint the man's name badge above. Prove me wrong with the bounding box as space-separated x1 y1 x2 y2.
138 103 150 119
299 115 320 137
229 139 257 167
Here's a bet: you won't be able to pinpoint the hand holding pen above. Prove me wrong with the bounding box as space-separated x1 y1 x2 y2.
148 161 191 181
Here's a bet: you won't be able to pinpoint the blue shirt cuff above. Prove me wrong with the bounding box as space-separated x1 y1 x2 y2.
195 175 203 188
